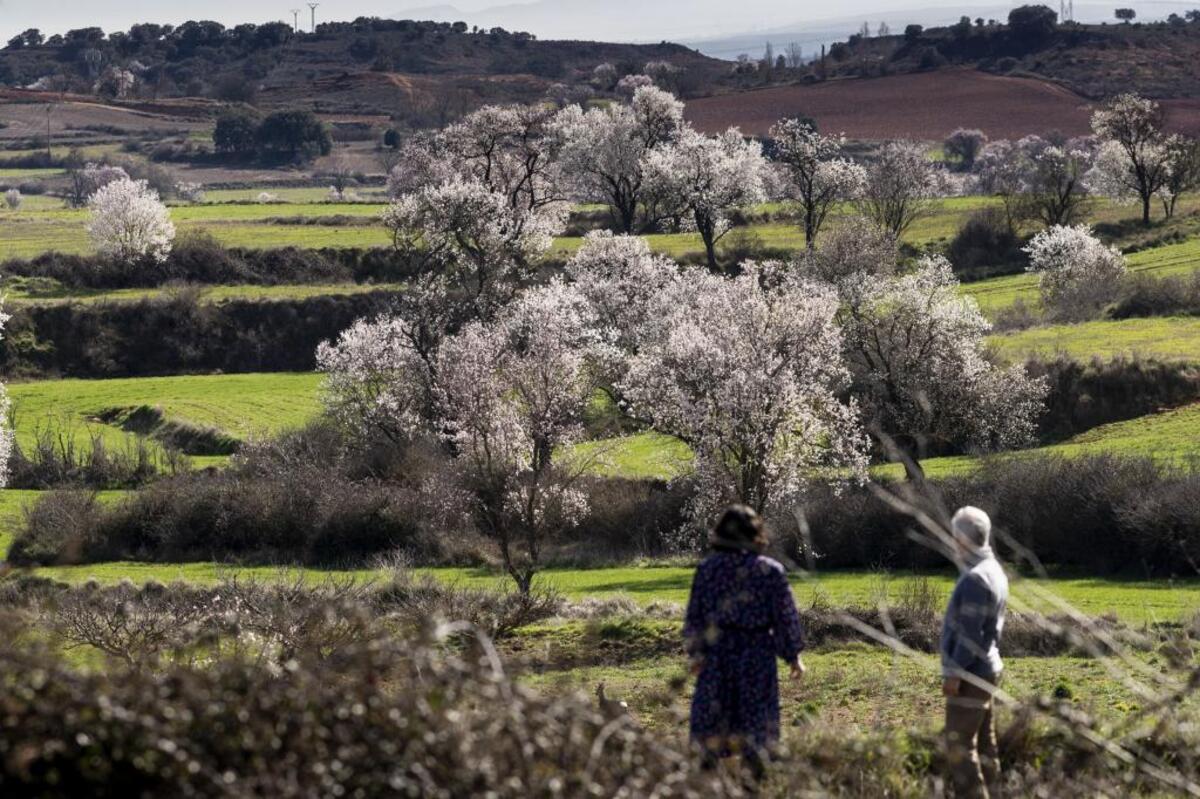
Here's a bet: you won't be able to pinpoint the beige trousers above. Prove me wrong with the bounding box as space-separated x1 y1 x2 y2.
944 677 1001 799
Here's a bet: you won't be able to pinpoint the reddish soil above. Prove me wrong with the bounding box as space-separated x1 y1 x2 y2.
687 69 1200 141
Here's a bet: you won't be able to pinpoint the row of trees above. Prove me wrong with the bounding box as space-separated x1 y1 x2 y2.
954 95 1200 228
380 87 956 267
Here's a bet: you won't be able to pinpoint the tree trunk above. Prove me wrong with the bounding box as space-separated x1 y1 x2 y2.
804 207 817 249
1142 193 1152 225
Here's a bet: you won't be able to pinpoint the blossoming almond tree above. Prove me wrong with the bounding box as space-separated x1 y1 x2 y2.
382 177 565 320
555 86 685 233
316 312 438 445
1021 135 1096 227
856 141 944 237
86 177 175 264
1090 94 1172 224
320 281 601 592
620 263 868 536
642 127 768 271
431 282 602 592
838 255 1046 477
1160 135 1200 220
1024 224 1128 320
770 118 866 248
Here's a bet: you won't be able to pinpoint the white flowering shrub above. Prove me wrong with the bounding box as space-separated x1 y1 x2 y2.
4 189 21 210
86 177 175 264
642 127 767 270
770 118 865 248
256 191 279 204
839 255 1046 474
1024 224 1127 320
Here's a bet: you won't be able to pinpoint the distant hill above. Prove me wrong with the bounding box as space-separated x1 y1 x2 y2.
0 18 729 122
807 12 1200 100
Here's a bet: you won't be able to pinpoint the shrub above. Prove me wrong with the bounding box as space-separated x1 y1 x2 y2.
0 291 400 379
947 206 1027 277
6 420 178 489
792 454 1200 575
3 188 20 209
1028 354 1200 442
1110 272 1200 319
1024 224 1127 321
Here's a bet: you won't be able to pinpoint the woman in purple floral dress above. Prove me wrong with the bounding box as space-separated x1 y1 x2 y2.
684 505 806 781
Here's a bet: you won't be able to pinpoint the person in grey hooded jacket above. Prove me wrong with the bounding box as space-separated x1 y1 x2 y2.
941 506 1008 799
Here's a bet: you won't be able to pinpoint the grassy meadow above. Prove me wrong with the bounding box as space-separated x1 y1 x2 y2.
7 372 323 460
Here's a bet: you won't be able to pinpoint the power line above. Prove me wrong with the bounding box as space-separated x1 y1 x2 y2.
291 9 301 33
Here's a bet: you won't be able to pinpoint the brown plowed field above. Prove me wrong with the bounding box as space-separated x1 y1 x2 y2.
686 69 1200 140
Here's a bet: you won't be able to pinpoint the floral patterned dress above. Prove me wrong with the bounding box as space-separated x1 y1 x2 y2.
684 549 806 755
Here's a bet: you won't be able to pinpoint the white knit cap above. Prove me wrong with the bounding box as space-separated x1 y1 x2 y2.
951 506 991 548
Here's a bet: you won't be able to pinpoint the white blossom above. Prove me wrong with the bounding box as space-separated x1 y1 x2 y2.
642 127 767 270
316 313 436 444
1090 93 1173 223
839 255 1046 474
433 282 601 590
86 177 175 264
3 189 21 210
381 176 567 319
856 141 944 236
555 86 684 232
620 264 868 533
1024 224 1127 320
770 118 866 248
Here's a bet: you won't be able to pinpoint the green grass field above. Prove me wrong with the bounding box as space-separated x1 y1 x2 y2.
988 316 1200 363
0 201 393 258
7 372 323 459
1 550 1194 623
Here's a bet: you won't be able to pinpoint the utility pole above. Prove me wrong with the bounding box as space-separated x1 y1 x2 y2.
307 3 320 34
45 103 53 159
291 9 300 33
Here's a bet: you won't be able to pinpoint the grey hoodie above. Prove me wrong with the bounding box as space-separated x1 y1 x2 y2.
940 546 1008 679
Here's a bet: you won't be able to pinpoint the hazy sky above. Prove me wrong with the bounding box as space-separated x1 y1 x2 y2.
1 0 1192 45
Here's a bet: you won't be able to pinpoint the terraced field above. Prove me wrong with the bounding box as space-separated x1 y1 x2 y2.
7 372 323 461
